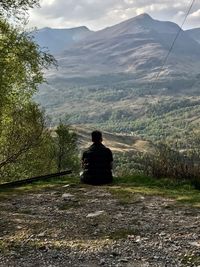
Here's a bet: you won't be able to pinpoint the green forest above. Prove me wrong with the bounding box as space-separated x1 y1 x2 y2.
0 0 79 183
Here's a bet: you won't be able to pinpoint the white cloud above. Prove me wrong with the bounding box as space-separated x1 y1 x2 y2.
27 0 200 30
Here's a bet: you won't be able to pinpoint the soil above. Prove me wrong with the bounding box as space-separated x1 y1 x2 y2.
0 183 200 267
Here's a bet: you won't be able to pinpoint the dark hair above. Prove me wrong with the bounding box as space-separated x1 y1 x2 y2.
91 130 102 143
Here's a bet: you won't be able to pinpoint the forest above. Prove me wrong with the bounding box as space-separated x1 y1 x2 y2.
0 0 79 183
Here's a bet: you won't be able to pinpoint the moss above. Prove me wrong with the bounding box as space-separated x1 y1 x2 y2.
181 254 200 265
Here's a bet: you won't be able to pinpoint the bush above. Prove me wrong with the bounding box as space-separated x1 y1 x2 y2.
141 143 200 188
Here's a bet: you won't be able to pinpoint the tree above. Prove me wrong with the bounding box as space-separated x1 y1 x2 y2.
0 0 57 181
0 0 39 20
55 123 79 172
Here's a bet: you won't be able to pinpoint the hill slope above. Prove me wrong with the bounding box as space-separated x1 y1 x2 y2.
34 14 200 147
73 125 154 153
186 28 200 44
54 13 200 83
32 26 92 54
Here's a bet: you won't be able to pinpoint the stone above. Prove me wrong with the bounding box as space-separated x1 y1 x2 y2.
62 193 74 200
99 258 106 265
38 232 46 237
86 211 105 218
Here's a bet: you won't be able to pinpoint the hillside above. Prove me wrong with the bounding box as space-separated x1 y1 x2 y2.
73 126 154 154
34 14 200 148
32 26 92 54
186 28 200 44
56 13 200 81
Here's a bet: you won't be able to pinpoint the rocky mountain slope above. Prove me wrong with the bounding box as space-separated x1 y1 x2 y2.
34 14 200 145
57 14 199 81
186 28 200 44
32 26 92 54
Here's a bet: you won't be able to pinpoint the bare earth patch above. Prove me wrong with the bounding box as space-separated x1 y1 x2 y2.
0 183 200 267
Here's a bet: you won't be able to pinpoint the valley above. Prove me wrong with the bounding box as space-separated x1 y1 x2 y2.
33 13 200 149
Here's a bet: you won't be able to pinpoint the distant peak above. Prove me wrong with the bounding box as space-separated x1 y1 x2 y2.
135 13 153 20
74 26 90 31
41 27 51 30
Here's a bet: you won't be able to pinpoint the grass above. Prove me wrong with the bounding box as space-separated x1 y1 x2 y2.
0 175 79 200
110 175 200 206
0 174 200 206
181 254 200 265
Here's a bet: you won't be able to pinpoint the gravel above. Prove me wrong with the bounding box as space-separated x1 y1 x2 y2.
0 184 200 266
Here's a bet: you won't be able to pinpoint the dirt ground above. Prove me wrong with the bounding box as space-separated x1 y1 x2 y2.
0 182 200 267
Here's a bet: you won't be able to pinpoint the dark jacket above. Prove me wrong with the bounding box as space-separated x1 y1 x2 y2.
81 143 113 185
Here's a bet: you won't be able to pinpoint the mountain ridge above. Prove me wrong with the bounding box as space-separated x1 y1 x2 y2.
32 26 92 54
34 13 200 136
55 13 200 81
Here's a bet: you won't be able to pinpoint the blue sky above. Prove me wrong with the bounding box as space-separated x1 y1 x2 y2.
28 0 200 30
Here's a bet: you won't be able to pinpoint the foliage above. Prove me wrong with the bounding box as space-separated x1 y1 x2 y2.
0 0 39 21
113 140 200 189
0 0 61 182
55 123 79 173
0 20 54 116
37 79 200 152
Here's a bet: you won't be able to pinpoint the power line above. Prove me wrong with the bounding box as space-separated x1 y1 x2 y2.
149 0 195 93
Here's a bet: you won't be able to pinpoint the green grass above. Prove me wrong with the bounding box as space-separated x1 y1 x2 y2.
0 175 79 199
110 175 200 206
0 174 200 206
181 254 200 265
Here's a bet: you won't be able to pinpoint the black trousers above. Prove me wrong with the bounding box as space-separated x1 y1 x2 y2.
80 171 113 185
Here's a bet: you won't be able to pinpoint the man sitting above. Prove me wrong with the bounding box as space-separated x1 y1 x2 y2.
80 130 113 185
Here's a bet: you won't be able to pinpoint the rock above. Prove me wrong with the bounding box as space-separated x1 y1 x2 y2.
86 211 105 218
189 241 200 247
128 235 135 240
62 193 74 200
111 251 120 257
51 251 60 259
135 236 141 243
38 245 48 252
62 184 70 188
119 258 129 263
38 232 46 237
99 258 106 265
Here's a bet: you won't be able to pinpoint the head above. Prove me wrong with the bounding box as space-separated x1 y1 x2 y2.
91 130 102 144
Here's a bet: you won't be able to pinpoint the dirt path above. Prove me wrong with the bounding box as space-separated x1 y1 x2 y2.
0 183 200 267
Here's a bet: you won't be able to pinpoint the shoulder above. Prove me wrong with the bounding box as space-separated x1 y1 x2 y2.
102 144 112 153
82 146 92 158
102 145 113 157
105 147 112 154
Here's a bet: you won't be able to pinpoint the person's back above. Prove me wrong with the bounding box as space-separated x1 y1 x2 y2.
81 131 113 185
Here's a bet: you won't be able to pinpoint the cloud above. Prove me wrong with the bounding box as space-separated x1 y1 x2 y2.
28 0 200 30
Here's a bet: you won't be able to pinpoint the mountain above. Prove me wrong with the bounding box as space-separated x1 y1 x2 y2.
35 14 200 144
54 13 200 83
32 26 92 54
186 28 200 44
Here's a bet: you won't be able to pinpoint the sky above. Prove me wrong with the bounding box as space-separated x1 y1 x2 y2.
28 0 200 31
